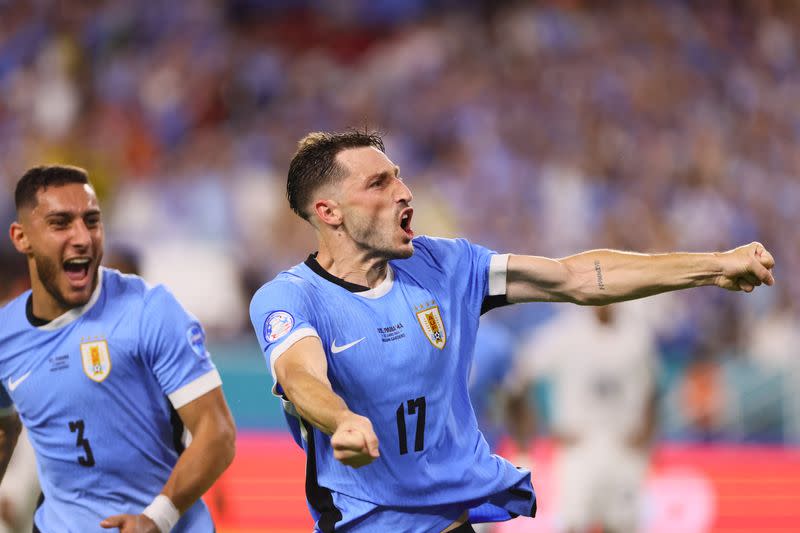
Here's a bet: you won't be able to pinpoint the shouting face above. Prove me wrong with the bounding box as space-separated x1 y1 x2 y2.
11 183 104 319
333 146 415 260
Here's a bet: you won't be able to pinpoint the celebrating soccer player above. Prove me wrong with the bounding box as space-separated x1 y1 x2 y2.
249 130 775 532
0 166 236 533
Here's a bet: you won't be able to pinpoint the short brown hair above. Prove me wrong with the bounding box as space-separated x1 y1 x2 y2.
15 165 90 212
287 130 385 220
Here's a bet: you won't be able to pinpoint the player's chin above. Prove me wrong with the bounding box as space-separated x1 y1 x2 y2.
60 272 97 307
394 240 414 259
61 286 94 308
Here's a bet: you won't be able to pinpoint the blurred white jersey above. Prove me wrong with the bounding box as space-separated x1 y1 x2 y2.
511 305 658 442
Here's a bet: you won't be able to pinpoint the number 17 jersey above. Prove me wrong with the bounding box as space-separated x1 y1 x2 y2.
250 236 536 528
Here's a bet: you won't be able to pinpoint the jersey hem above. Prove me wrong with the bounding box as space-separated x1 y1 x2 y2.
269 327 320 390
488 254 509 296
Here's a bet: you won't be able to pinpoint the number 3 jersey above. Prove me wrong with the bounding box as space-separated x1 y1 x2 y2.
0 268 221 532
249 236 536 529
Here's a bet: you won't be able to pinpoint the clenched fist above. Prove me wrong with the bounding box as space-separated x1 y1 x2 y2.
715 242 775 292
331 412 380 468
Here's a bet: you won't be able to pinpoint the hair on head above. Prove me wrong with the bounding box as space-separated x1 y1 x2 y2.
15 165 90 212
287 129 385 220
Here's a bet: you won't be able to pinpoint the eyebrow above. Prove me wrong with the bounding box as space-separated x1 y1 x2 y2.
365 166 400 182
44 208 102 219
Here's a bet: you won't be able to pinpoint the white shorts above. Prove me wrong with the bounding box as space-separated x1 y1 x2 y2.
554 438 648 533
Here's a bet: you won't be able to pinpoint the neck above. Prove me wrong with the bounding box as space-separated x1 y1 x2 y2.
316 236 389 289
29 277 69 322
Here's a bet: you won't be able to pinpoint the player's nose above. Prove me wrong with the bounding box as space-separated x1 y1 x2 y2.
394 178 413 204
69 219 92 248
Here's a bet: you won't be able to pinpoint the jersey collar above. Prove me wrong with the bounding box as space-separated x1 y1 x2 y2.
304 253 394 299
27 268 105 331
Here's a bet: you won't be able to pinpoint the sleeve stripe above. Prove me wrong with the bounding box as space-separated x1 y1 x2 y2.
269 327 320 383
168 369 223 409
488 253 510 296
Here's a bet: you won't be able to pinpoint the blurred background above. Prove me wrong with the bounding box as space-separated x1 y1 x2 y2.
1 0 799 531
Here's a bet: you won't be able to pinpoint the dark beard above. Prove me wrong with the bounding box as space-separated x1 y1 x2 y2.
345 217 414 260
33 253 91 310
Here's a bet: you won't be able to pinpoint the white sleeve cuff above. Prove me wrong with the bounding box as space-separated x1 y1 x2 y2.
269 327 319 395
168 369 222 409
488 254 510 296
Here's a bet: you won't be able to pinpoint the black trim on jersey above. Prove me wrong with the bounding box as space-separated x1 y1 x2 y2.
169 402 186 455
510 486 537 517
305 253 370 293
480 294 509 315
301 419 342 532
32 491 44 532
25 296 51 327
449 522 476 533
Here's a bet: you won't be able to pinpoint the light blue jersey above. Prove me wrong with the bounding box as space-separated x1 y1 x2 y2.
250 236 536 532
0 268 221 533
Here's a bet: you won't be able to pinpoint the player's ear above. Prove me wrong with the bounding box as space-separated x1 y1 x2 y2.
313 199 342 227
9 221 31 254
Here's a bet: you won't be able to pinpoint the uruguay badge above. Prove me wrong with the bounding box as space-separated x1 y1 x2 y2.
80 340 111 382
415 301 446 350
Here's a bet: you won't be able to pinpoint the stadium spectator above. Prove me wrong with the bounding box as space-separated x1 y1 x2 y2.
679 346 728 443
248 130 774 532
0 166 236 532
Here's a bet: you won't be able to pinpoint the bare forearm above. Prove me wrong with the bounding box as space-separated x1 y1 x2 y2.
161 426 235 514
508 250 721 305
560 249 721 304
507 242 774 304
282 372 351 436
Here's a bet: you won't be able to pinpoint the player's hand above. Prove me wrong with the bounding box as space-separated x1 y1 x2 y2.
715 242 775 292
100 513 159 532
331 412 380 468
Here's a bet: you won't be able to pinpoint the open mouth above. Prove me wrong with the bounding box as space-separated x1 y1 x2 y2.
400 208 414 238
63 257 91 284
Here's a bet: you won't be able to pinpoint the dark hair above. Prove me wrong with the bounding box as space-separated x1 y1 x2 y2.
15 165 90 212
287 130 385 220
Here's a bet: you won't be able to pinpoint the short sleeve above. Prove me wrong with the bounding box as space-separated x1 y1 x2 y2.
139 286 221 409
249 279 320 395
413 236 508 316
0 383 14 416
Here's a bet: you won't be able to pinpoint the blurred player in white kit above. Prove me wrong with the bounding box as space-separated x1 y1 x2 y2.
507 303 659 533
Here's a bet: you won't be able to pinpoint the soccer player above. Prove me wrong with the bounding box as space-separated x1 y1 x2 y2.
0 166 236 533
248 130 775 532
507 304 660 533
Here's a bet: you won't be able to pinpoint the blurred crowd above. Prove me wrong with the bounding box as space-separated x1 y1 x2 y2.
0 0 798 444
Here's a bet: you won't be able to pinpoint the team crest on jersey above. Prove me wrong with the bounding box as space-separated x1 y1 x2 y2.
80 340 111 383
186 323 209 359
415 301 446 349
264 311 294 343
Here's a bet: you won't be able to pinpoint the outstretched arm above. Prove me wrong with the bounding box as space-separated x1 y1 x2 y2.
101 388 236 532
275 336 379 469
506 242 775 305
